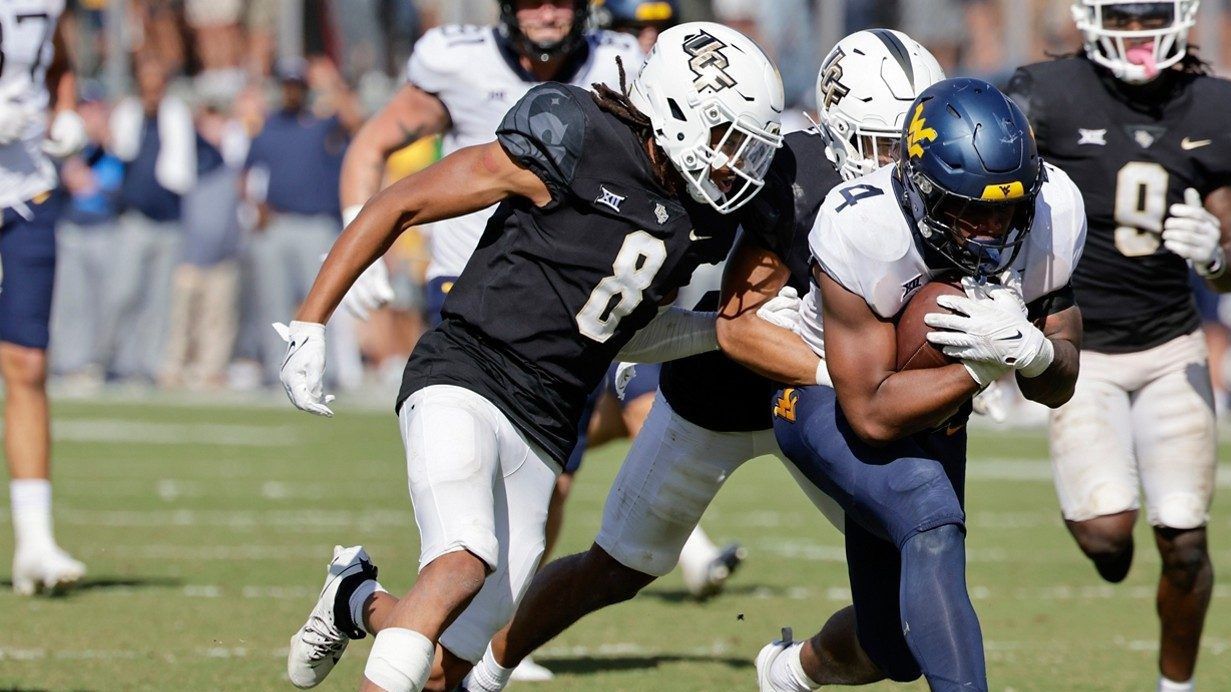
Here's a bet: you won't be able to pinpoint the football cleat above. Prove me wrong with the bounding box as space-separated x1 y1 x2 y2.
755 627 796 692
684 542 747 601
509 655 555 682
11 545 86 596
287 545 377 689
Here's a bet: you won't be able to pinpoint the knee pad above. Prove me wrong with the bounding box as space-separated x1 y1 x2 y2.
886 463 964 547
1151 492 1208 530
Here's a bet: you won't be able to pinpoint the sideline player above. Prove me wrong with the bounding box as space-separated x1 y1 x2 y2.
460 29 945 691
335 12 639 669
736 79 1085 691
1007 3 1231 689
2 1 89 596
279 23 784 692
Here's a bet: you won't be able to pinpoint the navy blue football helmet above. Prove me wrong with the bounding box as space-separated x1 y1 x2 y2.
594 0 680 30
498 0 591 63
896 78 1045 277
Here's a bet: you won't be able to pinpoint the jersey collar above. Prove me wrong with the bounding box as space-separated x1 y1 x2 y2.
492 27 593 86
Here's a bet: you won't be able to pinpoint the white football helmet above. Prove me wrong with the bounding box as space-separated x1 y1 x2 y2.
629 21 784 214
1072 1 1199 84
815 29 945 181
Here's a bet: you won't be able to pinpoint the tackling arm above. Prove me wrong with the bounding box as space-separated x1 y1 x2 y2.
1015 305 1082 408
821 269 979 445
47 20 75 113
297 140 550 324
715 239 820 385
338 84 450 214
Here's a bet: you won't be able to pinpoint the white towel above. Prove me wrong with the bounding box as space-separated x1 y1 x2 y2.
110 96 198 195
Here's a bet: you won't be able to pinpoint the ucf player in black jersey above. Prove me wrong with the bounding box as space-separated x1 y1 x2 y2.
275 23 784 692
1008 3 1231 689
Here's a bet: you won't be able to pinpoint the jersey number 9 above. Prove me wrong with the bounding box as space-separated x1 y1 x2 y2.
1114 161 1169 257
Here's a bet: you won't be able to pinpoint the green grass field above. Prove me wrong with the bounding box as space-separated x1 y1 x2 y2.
1 395 1228 691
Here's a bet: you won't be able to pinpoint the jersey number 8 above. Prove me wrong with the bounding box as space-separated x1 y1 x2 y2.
576 231 668 342
1114 161 1169 257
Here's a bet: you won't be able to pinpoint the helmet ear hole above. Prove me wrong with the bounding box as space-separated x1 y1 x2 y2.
667 98 687 122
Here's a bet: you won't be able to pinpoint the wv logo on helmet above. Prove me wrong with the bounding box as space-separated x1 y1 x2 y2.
906 103 937 159
683 31 737 93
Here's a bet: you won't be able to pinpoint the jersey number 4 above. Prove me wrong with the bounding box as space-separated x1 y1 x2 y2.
1114 161 1169 257
577 231 668 342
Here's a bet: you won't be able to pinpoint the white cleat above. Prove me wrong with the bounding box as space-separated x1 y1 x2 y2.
755 627 796 692
12 545 86 596
684 542 747 600
287 545 378 689
509 655 554 682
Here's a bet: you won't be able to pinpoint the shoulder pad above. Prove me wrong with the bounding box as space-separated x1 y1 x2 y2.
406 25 490 91
1019 164 1087 302
496 84 590 206
590 30 644 59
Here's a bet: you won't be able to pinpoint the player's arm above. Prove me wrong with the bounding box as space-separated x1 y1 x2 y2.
339 84 450 213
41 18 86 159
821 269 979 445
1015 300 1082 407
297 140 549 324
716 238 821 385
1201 186 1231 292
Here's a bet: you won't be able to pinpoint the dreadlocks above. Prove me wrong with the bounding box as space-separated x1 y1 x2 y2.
591 56 682 195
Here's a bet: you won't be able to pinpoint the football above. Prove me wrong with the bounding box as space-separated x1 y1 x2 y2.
895 279 964 371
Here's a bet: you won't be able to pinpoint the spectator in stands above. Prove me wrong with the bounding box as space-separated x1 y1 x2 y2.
160 103 244 389
50 84 122 386
101 54 223 382
242 58 354 384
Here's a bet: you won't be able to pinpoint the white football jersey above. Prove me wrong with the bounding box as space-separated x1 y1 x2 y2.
406 25 644 280
798 162 1087 357
0 0 63 208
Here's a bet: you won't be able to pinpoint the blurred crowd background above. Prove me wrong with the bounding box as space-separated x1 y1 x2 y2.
45 0 1231 413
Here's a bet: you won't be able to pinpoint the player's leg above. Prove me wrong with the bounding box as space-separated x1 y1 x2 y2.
1132 332 1216 688
771 384 984 691
2 198 85 595
1049 349 1141 582
468 395 758 690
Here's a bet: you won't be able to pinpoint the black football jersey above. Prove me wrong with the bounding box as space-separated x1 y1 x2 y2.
397 83 739 465
659 130 840 432
1008 57 1231 353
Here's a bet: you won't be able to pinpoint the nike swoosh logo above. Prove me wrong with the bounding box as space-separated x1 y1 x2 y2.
1181 137 1212 150
281 340 304 370
689 230 712 242
999 331 1023 341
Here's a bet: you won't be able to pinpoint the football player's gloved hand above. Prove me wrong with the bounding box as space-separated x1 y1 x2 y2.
272 321 335 417
334 205 396 321
1163 188 1225 278
0 99 32 145
340 259 395 321
42 109 88 159
613 362 637 400
924 289 1054 383
756 286 802 332
971 378 1009 423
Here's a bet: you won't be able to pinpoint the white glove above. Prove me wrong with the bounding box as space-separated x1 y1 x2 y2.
0 99 33 145
1163 187 1224 277
42 109 87 158
924 288 1054 383
971 377 1008 423
272 321 335 416
756 286 802 332
613 362 637 400
340 259 395 321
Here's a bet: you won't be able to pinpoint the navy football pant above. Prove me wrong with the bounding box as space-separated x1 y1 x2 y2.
774 384 986 691
0 194 63 350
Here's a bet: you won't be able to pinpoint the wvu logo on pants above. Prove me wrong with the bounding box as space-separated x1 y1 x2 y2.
774 388 798 423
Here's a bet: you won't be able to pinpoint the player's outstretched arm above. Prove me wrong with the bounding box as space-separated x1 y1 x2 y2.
716 239 821 385
297 140 550 325
339 84 450 213
1200 186 1231 293
1014 305 1081 408
821 270 979 445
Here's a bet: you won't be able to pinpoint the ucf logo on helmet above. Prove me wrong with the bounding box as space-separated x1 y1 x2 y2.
683 31 737 93
818 49 850 108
